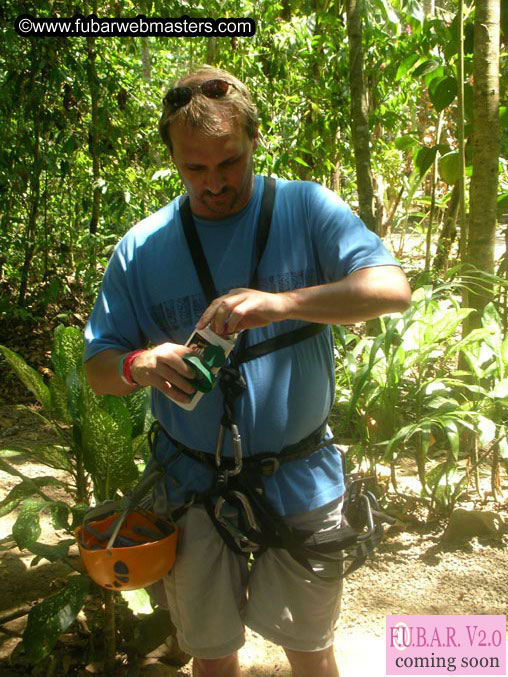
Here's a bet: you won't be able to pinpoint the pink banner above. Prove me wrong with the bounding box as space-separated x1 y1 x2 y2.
386 615 506 675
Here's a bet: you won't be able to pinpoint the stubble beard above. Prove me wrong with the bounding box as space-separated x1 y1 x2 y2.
199 157 255 218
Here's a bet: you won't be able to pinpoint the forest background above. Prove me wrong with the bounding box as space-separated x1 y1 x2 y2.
0 0 507 672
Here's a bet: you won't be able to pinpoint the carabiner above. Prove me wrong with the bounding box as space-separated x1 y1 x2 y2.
228 490 259 532
229 423 243 476
215 424 226 467
214 495 261 553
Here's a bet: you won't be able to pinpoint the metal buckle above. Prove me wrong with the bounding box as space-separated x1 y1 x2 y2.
259 457 280 476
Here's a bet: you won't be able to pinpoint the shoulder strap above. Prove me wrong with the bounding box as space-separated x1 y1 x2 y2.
254 176 276 282
179 176 276 305
180 196 218 305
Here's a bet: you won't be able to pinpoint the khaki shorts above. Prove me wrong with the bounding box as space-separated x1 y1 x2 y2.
161 496 345 659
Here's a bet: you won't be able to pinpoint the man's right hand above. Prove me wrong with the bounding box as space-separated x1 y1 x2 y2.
130 343 197 403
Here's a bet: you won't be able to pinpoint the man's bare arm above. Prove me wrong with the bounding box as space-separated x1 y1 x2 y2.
197 265 411 335
85 344 197 402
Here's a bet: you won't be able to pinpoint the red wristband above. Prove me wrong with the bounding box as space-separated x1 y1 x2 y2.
121 350 146 387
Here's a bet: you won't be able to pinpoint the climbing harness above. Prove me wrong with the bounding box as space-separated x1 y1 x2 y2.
152 177 394 579
76 468 178 590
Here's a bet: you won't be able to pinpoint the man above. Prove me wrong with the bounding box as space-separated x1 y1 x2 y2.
84 65 411 677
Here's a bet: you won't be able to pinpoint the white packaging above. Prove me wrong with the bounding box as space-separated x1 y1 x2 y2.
174 326 237 411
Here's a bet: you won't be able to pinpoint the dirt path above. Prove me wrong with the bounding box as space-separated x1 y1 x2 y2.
1 405 507 676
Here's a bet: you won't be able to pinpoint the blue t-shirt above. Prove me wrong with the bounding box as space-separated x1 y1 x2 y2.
84 176 399 515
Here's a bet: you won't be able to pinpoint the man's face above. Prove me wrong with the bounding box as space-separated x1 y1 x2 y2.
169 115 258 220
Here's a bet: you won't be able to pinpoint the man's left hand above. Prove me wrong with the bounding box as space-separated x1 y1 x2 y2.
196 288 288 335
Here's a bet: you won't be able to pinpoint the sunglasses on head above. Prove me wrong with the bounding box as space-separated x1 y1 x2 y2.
163 79 240 113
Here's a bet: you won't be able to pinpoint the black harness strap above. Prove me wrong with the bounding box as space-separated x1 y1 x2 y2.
157 419 328 474
180 196 218 304
237 322 326 363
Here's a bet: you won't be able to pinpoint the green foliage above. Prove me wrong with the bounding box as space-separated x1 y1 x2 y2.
0 325 149 504
82 403 139 499
439 152 461 185
0 475 63 518
0 324 151 663
22 575 90 663
0 346 51 411
334 282 507 511
428 75 458 113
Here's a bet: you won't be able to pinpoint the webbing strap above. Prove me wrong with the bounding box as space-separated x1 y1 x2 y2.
180 196 218 304
237 322 327 363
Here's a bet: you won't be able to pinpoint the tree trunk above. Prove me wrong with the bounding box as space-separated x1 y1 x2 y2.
140 37 151 80
464 0 500 332
206 37 217 64
139 38 162 168
433 181 460 272
425 111 444 271
423 0 435 18
86 34 101 236
345 0 377 232
18 47 42 307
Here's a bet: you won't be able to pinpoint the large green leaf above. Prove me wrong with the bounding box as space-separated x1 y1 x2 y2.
415 145 439 178
101 395 133 438
49 373 72 424
52 325 85 381
67 364 84 422
1 442 72 472
490 379 508 400
81 405 139 499
395 53 420 81
394 135 417 151
50 501 71 530
121 588 153 615
70 503 89 530
428 75 458 113
123 388 151 438
12 498 46 549
413 59 439 77
438 152 460 185
0 345 51 411
482 302 503 341
0 477 62 518
22 575 89 663
444 421 460 461
28 539 75 565
427 460 463 507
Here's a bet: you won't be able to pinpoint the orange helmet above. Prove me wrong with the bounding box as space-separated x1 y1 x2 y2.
76 509 178 591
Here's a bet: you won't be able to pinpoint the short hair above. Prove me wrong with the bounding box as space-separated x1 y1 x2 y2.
159 65 259 152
